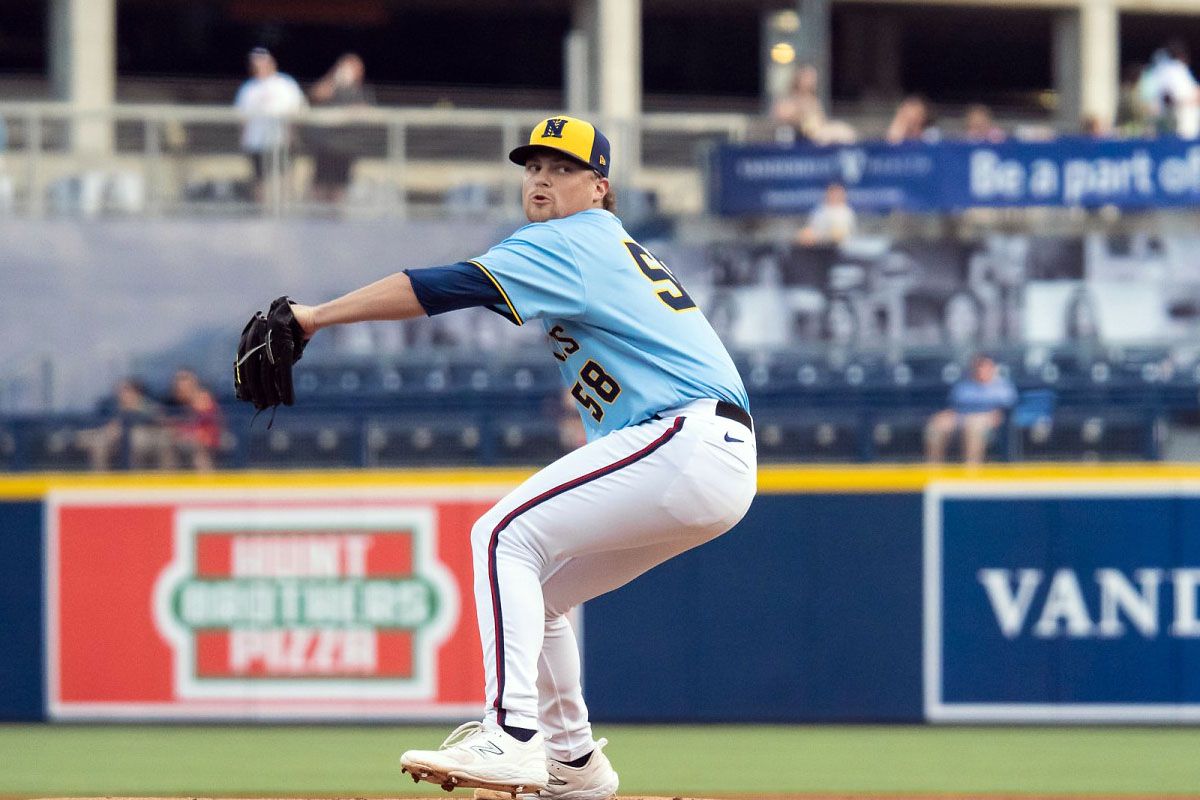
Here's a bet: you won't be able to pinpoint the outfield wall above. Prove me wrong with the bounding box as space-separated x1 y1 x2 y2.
2 465 1200 724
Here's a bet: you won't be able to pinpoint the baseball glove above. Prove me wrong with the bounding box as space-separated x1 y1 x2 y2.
234 295 309 412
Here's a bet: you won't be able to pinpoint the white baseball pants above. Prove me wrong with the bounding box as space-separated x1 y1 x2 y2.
470 400 757 760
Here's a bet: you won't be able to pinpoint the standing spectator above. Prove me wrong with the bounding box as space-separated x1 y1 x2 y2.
234 47 306 202
166 369 223 472
1148 41 1200 138
796 182 856 245
307 53 374 204
924 354 1017 465
770 64 857 145
962 104 1005 142
886 95 940 144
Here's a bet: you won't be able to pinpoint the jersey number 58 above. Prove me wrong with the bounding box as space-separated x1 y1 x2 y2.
571 359 621 422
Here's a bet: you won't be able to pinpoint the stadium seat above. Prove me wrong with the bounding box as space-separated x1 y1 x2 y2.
366 414 484 467
1016 409 1158 461
755 410 862 463
492 416 566 466
24 423 94 471
244 417 363 469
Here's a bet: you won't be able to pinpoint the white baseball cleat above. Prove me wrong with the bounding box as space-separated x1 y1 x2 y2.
473 738 619 800
400 721 549 797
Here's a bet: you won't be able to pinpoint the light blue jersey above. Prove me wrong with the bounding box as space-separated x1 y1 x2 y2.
470 209 748 439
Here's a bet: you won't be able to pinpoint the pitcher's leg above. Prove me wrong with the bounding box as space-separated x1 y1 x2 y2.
472 510 545 730
471 418 690 731
536 613 592 762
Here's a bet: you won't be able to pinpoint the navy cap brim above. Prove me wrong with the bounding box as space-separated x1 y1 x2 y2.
508 144 605 176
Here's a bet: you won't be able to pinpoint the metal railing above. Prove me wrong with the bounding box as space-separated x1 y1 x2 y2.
0 103 752 219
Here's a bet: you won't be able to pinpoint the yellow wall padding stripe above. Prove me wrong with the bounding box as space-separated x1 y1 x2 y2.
468 260 523 326
6 463 1200 500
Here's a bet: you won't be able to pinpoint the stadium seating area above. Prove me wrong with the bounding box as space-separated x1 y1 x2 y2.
1 342 1190 470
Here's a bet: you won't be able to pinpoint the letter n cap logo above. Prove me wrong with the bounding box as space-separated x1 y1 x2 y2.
542 118 568 139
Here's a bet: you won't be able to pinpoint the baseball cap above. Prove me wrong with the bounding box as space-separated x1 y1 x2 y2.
249 47 272 59
508 116 611 178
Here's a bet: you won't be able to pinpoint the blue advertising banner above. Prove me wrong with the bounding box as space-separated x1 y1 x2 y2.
0 501 45 720
925 482 1200 722
712 138 1200 214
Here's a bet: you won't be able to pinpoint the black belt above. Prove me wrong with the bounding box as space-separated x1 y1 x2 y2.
715 400 754 432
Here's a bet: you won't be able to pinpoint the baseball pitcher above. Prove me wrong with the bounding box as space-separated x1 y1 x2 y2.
234 116 757 800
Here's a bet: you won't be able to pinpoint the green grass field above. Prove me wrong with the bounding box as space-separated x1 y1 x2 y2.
2 724 1199 797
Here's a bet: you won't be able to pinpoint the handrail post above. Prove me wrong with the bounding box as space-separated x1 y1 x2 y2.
387 119 407 219
27 108 43 218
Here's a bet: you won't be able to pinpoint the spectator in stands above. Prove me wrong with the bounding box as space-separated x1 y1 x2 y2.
796 182 856 245
1144 41 1200 138
886 95 940 144
771 64 857 145
1080 113 1110 139
924 354 1017 465
76 378 167 470
961 104 1005 142
234 47 307 203
307 53 374 204
165 369 223 471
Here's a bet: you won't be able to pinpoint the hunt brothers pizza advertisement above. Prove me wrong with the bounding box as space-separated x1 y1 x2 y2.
46 488 500 720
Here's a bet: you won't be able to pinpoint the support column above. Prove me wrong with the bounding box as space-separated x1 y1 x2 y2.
49 0 116 152
575 0 641 182
1053 10 1082 129
763 2 831 111
797 0 831 108
1079 0 1119 128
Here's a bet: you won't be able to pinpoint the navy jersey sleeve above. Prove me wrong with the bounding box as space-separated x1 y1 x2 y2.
404 262 505 316
469 222 587 325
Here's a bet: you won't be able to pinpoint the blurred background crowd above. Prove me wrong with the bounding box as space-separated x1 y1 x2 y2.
2 0 1200 470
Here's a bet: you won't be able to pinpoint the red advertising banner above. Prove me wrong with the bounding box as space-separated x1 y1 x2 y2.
46 487 506 720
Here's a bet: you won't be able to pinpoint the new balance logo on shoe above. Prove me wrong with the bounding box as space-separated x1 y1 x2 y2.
470 741 505 758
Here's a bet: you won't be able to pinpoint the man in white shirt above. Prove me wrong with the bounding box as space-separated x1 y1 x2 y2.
234 47 306 200
796 182 857 245
1149 41 1200 139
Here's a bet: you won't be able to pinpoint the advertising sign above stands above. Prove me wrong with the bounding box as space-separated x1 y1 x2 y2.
712 138 1200 214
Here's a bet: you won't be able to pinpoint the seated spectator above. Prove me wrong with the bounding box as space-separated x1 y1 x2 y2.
924 354 1017 465
771 64 857 145
1080 113 1111 139
962 104 1005 142
165 369 223 471
76 378 167 470
886 95 940 144
796 182 856 246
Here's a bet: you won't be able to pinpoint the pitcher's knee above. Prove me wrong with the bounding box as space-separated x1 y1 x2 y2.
470 511 502 555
